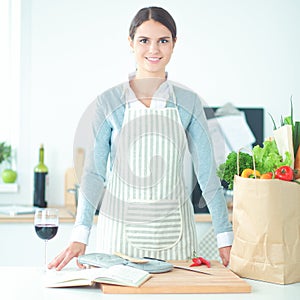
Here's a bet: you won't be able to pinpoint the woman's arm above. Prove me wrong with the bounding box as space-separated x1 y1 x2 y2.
184 93 233 258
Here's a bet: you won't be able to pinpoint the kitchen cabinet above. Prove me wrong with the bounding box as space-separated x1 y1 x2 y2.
0 222 97 267
0 210 219 267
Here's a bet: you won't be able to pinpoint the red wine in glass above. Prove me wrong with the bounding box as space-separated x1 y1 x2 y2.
35 224 58 240
34 208 59 270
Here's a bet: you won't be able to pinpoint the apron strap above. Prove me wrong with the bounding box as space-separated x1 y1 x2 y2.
169 84 177 106
124 87 130 109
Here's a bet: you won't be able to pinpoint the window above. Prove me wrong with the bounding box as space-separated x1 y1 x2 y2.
0 0 20 162
0 0 20 190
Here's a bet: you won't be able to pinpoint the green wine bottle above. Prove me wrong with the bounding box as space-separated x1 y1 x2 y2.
33 144 48 207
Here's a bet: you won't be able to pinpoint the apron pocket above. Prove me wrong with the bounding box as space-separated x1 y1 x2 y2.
124 199 183 251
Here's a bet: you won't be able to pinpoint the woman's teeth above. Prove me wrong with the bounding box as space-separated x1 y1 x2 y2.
147 57 160 61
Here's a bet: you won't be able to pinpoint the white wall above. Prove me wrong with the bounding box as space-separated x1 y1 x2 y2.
1 0 300 206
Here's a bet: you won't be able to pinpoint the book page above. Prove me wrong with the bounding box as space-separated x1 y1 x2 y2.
44 265 151 288
44 268 105 287
96 264 151 287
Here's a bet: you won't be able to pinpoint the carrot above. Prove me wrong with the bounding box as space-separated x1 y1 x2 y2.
261 172 273 179
294 145 300 179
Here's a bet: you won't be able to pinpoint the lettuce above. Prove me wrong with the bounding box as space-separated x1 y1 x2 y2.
253 140 292 174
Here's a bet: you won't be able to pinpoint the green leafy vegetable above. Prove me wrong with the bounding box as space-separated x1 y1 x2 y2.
268 112 277 130
216 139 293 190
217 151 253 190
0 142 12 164
253 139 292 174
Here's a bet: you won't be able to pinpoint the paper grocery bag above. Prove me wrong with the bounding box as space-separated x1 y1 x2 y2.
230 175 300 284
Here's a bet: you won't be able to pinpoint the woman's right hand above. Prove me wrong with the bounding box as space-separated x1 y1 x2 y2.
48 241 86 271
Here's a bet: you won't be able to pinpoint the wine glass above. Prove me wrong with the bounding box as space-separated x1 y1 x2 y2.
34 208 59 270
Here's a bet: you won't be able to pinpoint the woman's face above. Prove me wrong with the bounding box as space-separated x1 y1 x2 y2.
129 19 176 79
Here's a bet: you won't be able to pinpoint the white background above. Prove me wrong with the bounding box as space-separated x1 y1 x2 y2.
1 0 299 206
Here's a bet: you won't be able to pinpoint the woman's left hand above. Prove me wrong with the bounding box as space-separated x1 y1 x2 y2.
219 246 232 267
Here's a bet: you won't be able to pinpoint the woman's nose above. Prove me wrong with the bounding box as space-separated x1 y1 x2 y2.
148 41 159 53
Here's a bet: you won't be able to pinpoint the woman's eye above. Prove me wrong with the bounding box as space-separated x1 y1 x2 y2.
139 38 148 44
160 39 169 44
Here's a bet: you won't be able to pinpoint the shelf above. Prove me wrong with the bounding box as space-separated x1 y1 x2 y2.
0 183 18 193
0 207 75 223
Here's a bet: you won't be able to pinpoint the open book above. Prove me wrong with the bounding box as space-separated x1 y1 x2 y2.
45 265 152 288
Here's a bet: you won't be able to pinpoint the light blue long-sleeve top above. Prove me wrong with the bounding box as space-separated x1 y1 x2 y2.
71 79 233 248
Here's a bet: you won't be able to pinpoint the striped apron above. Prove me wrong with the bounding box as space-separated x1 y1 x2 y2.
96 89 198 260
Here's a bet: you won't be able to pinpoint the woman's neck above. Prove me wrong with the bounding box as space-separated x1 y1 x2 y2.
130 76 166 107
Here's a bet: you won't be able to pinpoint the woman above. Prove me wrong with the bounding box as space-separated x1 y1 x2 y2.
49 6 233 271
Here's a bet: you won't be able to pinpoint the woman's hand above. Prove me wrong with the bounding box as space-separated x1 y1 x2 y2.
219 246 232 267
48 241 86 271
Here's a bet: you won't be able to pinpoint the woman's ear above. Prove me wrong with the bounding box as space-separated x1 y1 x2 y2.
172 37 177 49
128 36 134 51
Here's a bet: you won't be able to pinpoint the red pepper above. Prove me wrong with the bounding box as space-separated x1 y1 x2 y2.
275 166 294 181
199 257 211 268
190 257 202 267
189 257 211 268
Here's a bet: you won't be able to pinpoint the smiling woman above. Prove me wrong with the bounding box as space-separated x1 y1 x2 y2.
48 6 233 271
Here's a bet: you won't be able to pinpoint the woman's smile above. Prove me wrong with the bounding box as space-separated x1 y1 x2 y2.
146 56 162 63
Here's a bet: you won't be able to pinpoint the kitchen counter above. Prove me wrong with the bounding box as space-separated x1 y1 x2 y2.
0 205 231 270
0 206 229 223
0 207 75 223
0 266 299 300
0 210 224 268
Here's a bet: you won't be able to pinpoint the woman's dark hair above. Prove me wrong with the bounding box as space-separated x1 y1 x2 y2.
129 7 177 40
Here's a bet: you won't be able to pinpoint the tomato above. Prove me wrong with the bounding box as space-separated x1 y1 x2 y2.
275 166 294 181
